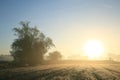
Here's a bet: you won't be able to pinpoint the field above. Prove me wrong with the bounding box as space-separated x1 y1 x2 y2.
0 61 120 80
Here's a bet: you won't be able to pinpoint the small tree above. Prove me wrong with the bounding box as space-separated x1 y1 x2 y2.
11 21 54 65
47 51 62 61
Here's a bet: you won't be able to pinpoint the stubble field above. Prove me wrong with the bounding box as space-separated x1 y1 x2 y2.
0 61 120 80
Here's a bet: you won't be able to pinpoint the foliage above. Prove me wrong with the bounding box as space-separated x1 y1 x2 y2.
11 21 54 65
47 51 62 61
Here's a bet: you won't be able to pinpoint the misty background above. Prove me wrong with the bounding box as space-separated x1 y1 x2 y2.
0 0 120 60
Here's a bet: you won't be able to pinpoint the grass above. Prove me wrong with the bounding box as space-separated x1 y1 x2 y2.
0 60 120 80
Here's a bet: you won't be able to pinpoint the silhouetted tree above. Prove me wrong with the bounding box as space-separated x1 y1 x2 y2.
11 21 54 65
47 51 62 61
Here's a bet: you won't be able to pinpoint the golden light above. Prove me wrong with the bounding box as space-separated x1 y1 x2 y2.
83 40 104 59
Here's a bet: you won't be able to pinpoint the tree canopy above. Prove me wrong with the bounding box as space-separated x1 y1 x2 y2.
11 21 54 65
47 51 62 61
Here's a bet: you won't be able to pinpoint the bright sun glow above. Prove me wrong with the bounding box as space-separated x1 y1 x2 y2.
83 40 104 59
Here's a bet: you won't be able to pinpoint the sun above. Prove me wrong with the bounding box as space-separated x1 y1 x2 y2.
83 40 104 59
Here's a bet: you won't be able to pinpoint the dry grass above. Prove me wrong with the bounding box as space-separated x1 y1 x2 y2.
0 61 120 80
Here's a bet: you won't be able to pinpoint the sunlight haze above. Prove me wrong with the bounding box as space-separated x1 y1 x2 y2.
83 39 104 59
0 0 120 60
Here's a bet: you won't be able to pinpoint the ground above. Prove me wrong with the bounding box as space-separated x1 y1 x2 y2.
0 61 120 80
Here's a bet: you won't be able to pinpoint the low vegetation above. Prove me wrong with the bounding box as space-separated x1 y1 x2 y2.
0 61 120 80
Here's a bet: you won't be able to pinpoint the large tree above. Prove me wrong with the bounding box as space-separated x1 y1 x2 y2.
11 21 54 65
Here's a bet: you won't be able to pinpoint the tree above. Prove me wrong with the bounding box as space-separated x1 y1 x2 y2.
11 21 54 65
47 51 62 61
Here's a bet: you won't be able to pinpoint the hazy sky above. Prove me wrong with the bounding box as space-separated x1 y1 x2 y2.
0 0 120 59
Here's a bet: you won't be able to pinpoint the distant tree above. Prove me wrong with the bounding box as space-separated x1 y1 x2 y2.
47 51 62 61
108 53 114 61
10 21 54 65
